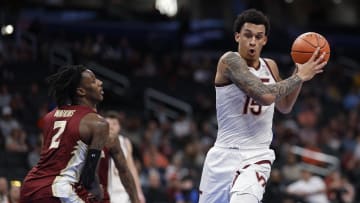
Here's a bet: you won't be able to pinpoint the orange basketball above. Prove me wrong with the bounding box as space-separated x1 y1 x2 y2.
290 32 330 64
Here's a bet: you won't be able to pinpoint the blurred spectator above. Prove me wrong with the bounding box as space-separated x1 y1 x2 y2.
325 170 355 203
281 153 302 183
172 114 191 138
0 130 5 151
27 135 41 168
193 56 212 84
0 107 20 138
0 85 11 108
5 128 28 153
8 180 21 203
144 169 169 203
174 175 199 203
286 168 329 203
143 144 169 169
0 177 8 203
342 87 360 110
263 168 287 203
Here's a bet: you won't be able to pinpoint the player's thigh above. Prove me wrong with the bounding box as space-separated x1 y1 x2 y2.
230 193 259 203
199 149 239 202
230 164 271 201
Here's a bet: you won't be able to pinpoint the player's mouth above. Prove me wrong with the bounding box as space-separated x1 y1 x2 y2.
248 49 256 56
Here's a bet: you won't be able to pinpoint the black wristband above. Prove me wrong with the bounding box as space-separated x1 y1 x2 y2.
80 149 101 189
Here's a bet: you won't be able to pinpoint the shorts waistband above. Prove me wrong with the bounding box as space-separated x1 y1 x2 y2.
214 143 269 150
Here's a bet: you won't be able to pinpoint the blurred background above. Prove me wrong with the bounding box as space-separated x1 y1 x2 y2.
0 0 360 202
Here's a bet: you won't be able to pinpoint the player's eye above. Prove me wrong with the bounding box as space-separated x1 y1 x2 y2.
244 33 253 38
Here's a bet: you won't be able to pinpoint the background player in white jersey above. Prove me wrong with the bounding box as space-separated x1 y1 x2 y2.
104 111 146 203
198 9 327 203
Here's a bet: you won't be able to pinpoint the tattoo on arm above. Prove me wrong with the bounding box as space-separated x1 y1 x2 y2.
223 52 302 102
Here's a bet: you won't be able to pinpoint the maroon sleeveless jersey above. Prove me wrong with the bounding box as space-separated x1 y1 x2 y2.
20 105 95 200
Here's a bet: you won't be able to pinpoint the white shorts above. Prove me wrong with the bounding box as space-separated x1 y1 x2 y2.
109 191 130 203
198 145 275 203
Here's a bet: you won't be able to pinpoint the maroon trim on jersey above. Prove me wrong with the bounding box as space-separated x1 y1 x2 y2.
260 78 269 83
262 58 277 82
214 81 233 87
243 160 272 169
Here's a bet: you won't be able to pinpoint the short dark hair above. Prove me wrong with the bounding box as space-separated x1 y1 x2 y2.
103 110 120 120
47 65 86 106
233 9 270 36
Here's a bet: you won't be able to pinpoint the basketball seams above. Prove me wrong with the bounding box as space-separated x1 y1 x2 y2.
299 37 318 49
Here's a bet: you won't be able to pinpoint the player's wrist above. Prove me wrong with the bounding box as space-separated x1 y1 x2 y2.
294 73 305 82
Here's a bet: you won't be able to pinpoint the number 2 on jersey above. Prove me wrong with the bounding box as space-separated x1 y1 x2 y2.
49 121 67 149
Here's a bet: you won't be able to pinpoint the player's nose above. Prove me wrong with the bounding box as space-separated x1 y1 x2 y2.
97 79 103 86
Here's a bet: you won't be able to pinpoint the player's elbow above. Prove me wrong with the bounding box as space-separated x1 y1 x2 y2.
256 94 275 106
278 107 292 114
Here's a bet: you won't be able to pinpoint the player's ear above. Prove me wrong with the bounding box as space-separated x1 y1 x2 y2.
234 32 240 42
76 87 86 96
262 35 268 46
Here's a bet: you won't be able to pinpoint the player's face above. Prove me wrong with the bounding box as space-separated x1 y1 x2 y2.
79 69 104 103
235 22 267 61
106 118 121 136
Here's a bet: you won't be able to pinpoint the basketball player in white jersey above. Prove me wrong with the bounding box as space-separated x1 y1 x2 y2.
105 111 146 203
198 9 327 203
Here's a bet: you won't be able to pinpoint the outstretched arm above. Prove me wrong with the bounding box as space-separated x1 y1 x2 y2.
221 48 326 106
108 136 140 203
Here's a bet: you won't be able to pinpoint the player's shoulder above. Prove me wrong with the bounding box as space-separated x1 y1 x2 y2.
82 113 108 130
219 51 239 61
262 58 277 68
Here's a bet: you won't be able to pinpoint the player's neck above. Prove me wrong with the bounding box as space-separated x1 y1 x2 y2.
246 59 260 70
74 99 97 111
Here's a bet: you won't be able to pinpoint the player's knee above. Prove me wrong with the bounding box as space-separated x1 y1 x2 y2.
230 192 259 203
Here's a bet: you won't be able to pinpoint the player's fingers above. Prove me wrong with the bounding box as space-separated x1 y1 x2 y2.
314 52 326 64
309 47 320 62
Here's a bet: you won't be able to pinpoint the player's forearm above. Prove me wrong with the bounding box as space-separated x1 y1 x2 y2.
128 159 145 200
111 146 140 203
118 169 139 203
223 52 303 105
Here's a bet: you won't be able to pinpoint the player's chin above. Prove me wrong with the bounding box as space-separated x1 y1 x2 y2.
98 94 104 101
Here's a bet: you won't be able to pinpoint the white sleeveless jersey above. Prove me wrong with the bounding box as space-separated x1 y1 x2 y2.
108 135 130 202
214 58 276 148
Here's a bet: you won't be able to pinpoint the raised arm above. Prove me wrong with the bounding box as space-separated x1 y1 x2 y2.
221 48 326 106
108 135 140 203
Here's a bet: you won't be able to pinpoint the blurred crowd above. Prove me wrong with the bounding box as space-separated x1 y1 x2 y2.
1 21 360 203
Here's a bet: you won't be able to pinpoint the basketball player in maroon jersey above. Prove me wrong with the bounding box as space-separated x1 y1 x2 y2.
20 65 109 203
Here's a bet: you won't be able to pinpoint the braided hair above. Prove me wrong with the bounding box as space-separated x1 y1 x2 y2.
47 65 86 106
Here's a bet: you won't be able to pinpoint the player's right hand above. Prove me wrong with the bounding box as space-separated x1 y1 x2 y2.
88 184 104 202
296 47 327 81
